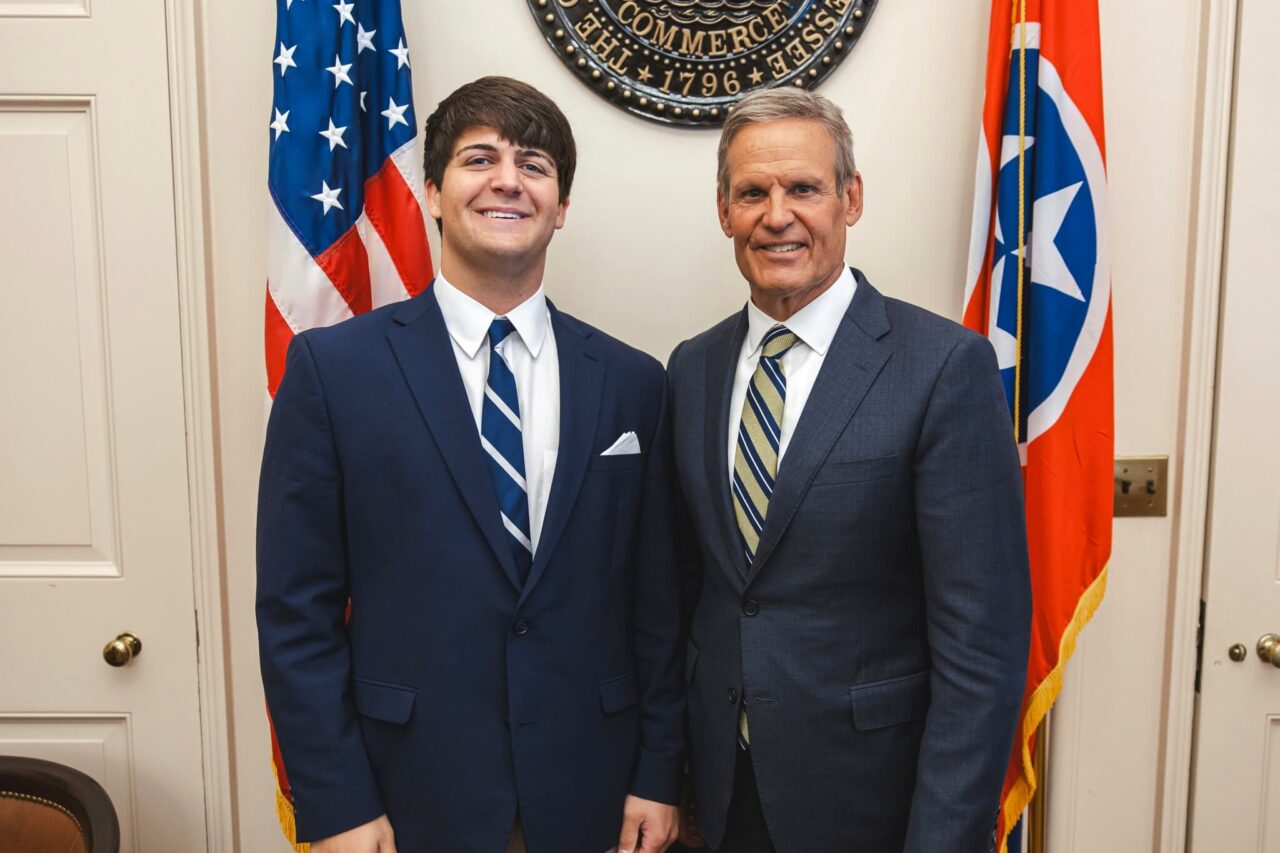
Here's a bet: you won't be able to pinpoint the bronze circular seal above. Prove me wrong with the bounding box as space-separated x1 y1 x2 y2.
527 0 880 127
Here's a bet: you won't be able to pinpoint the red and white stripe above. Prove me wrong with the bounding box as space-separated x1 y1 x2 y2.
266 137 432 396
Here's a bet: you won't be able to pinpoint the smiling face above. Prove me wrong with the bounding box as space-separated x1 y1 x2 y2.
718 117 863 320
425 125 569 288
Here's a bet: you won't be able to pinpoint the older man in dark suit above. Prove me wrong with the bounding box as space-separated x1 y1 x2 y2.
668 88 1032 853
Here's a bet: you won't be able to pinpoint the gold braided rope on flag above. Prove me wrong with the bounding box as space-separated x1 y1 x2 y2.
1001 7 1037 850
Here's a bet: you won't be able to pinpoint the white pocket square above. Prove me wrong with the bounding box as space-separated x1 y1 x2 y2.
600 431 641 456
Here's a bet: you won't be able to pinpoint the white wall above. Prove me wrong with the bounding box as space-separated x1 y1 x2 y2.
197 1 1204 849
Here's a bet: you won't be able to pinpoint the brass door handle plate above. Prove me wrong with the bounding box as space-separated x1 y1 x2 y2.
1258 634 1280 668
103 633 142 667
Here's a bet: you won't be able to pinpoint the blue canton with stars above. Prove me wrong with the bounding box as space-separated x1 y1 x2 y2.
990 44 1099 439
270 0 418 257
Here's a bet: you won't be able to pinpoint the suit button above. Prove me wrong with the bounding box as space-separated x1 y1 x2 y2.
512 620 529 636
743 599 760 616
728 688 739 704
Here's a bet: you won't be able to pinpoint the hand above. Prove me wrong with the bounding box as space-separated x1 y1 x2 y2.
311 814 396 853
617 794 679 853
677 781 705 848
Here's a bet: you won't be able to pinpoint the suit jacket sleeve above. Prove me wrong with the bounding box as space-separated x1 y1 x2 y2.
667 341 705 637
903 332 1032 852
627 364 687 805
256 334 385 842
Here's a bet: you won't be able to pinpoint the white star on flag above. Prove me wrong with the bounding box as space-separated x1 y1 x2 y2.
310 181 344 215
381 97 409 130
325 54 353 88
360 91 368 112
1030 182 1086 301
389 38 411 69
333 1 355 26
319 118 348 151
270 108 291 140
356 23 377 53
274 42 298 76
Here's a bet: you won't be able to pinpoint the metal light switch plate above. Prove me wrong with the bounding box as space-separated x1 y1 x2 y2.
1114 456 1168 517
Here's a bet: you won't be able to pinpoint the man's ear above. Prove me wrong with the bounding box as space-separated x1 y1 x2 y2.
717 190 733 237
555 195 570 230
844 172 864 227
425 178 442 220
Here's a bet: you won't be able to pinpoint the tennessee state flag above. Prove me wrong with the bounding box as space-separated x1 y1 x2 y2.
963 2 1113 850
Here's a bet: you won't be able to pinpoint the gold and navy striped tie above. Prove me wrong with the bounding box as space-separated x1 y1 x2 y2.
732 324 799 562
731 324 798 747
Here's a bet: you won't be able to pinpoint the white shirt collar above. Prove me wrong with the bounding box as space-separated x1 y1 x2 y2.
743 266 857 359
433 273 550 359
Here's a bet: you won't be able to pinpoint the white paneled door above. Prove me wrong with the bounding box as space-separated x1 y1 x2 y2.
0 3 207 851
1188 1 1280 850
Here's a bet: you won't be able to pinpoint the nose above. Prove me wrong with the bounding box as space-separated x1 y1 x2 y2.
489 157 523 195
762 187 793 231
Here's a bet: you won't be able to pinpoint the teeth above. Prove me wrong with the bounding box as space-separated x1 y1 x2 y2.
483 211 523 220
763 243 803 253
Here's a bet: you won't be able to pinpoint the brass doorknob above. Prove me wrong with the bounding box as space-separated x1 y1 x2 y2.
1258 634 1280 668
102 633 142 667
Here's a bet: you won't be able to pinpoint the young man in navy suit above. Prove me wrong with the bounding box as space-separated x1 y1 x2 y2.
258 77 684 853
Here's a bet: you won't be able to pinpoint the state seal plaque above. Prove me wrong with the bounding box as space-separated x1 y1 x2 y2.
527 0 879 126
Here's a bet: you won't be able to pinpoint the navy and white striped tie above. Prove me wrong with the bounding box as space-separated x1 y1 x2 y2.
481 317 533 585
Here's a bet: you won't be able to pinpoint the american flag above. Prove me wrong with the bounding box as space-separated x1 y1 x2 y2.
264 1 431 847
266 0 432 398
963 1 1113 850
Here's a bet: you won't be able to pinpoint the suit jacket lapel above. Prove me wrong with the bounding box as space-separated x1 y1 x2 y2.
703 309 751 583
522 304 603 601
386 286 524 592
746 273 893 586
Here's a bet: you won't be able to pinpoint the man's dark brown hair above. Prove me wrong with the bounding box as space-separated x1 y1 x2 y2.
422 76 577 203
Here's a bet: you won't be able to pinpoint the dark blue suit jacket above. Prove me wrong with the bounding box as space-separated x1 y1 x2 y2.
669 272 1031 853
257 285 685 852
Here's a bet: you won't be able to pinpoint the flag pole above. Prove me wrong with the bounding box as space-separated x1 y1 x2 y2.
1029 715 1049 853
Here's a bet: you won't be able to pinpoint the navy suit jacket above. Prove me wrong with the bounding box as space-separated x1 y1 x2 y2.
669 271 1031 853
257 285 685 852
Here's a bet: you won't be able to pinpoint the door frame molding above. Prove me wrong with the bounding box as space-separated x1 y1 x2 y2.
166 0 236 848
1157 1 1239 850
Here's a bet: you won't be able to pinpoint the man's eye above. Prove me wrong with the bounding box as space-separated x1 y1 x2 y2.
521 162 549 175
740 189 764 200
794 184 815 195
465 156 492 167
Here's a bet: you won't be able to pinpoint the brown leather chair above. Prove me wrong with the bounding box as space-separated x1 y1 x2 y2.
0 756 119 853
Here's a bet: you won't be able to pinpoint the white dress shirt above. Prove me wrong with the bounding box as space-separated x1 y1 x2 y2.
727 267 857 480
433 274 560 553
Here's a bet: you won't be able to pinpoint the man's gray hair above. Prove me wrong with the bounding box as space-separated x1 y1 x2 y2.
716 87 856 198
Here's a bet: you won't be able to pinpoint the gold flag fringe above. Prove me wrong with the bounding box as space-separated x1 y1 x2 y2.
998 563 1109 853
271 757 310 853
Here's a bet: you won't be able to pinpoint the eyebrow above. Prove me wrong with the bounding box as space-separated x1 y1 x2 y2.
455 143 498 158
733 174 826 192
454 143 554 166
